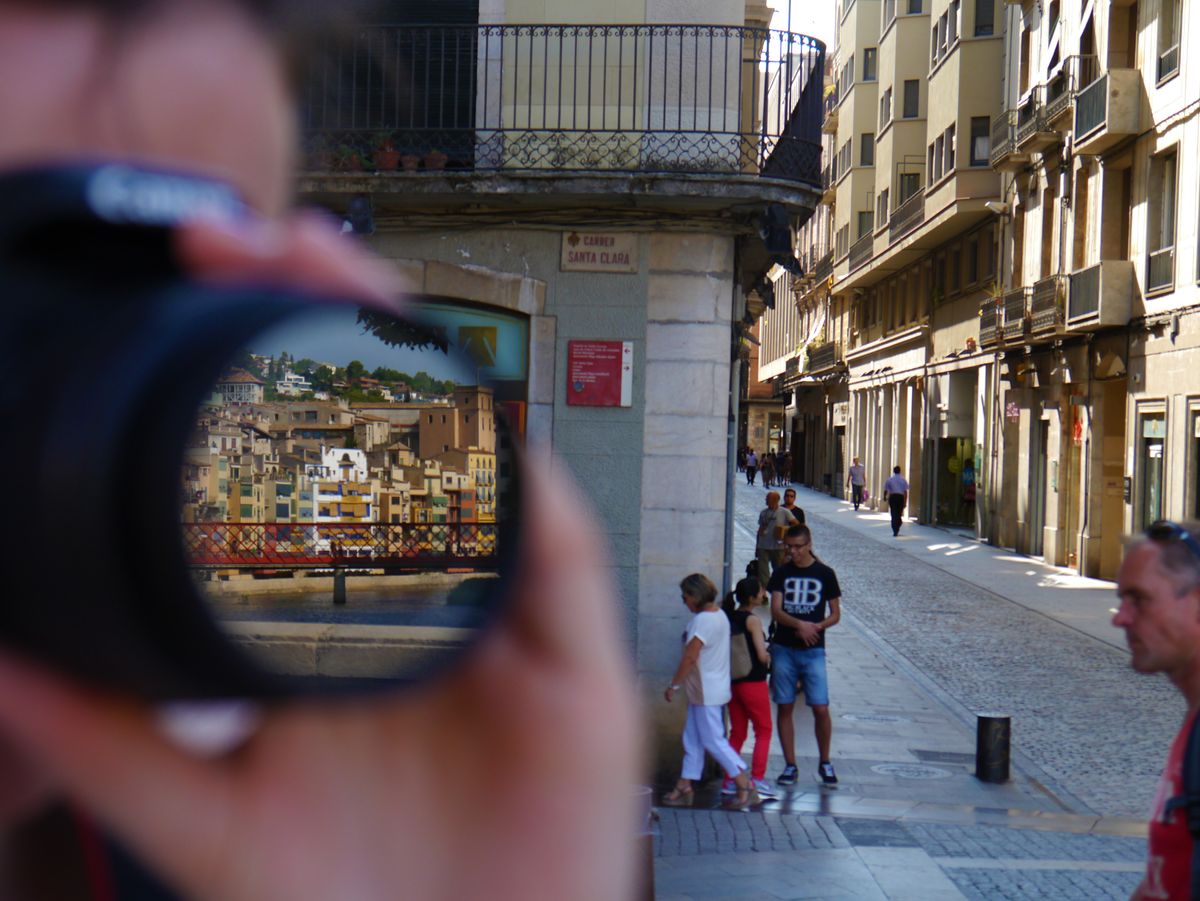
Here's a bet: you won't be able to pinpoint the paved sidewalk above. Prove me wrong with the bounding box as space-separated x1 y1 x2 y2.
652 476 1147 900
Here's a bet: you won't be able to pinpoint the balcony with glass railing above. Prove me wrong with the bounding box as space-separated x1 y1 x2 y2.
300 24 826 186
849 232 874 271
888 190 925 243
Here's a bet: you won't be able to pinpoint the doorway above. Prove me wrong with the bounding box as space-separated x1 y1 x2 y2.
1028 420 1048 556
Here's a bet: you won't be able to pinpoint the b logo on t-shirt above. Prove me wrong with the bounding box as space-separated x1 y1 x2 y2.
782 577 823 614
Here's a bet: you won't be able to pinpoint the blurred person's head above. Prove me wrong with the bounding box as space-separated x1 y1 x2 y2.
765 491 780 509
0 0 356 214
1114 521 1200 689
679 573 717 611
734 577 762 607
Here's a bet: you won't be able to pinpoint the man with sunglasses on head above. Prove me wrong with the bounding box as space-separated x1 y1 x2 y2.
1113 520 1200 901
767 524 841 787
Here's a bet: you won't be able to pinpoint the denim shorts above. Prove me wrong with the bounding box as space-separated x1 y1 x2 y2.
769 645 829 707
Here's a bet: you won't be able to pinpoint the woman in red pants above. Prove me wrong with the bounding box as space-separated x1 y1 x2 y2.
722 577 777 799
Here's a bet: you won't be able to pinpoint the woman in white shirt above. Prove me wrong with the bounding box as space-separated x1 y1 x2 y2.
662 573 755 807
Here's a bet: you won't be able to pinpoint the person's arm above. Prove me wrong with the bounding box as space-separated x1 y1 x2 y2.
818 597 841 635
744 616 770 666
664 637 703 702
770 590 811 634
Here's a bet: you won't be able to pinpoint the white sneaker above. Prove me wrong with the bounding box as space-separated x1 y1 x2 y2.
752 778 778 799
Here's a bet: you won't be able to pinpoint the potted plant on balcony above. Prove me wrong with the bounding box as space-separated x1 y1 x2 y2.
333 143 366 172
423 148 449 171
400 150 422 172
371 132 401 171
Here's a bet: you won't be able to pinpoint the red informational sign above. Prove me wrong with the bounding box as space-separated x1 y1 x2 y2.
567 340 633 407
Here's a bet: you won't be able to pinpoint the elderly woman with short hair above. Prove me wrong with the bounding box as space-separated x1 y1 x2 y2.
662 573 755 807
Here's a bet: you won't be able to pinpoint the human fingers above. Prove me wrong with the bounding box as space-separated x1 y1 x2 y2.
0 651 234 893
174 210 408 310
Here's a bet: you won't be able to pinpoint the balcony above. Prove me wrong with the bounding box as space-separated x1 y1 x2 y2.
806 341 842 372
1074 69 1142 156
1015 89 1060 153
849 233 873 272
990 110 1028 171
1067 260 1135 330
1000 287 1030 342
821 165 836 204
300 24 826 186
979 296 1000 347
822 87 839 134
1029 274 1066 335
813 250 834 282
889 191 925 243
1042 55 1098 127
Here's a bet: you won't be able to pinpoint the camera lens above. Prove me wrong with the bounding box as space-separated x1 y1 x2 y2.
178 301 522 692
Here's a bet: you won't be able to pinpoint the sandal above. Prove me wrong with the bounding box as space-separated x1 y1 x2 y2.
661 784 694 806
729 778 757 809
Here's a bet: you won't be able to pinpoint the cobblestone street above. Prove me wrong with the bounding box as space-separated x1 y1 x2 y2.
736 481 1182 818
654 477 1178 900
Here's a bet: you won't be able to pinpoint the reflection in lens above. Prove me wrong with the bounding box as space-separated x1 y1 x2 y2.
179 303 523 688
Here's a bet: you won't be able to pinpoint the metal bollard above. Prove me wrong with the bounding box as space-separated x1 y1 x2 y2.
333 568 346 605
975 712 1011 783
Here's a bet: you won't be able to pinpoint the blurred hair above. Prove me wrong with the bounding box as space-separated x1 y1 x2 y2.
734 577 761 606
785 524 811 544
679 573 717 607
1145 520 1200 596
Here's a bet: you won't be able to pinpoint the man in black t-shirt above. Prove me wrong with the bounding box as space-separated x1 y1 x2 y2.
767 524 841 787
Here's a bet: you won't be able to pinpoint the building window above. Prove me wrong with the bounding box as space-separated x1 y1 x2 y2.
1158 0 1180 82
877 188 890 225
884 0 896 26
861 132 875 166
908 0 923 11
974 0 994 35
1191 409 1200 519
863 48 878 81
903 80 920 118
949 0 960 43
930 136 943 182
899 172 921 202
880 88 893 128
944 123 956 172
969 116 990 165
966 236 979 284
1138 412 1166 530
1147 151 1177 292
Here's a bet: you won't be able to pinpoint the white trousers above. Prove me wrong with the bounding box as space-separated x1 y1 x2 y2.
681 704 748 781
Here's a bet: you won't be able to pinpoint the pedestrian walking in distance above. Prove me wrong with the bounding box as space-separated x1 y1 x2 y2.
781 488 806 526
756 491 798 589
884 466 910 536
663 573 756 808
761 452 776 489
768 525 841 787
721 577 776 800
847 457 866 511
1112 521 1200 899
745 448 758 486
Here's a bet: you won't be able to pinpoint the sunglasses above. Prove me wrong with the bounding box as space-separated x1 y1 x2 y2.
1146 520 1200 561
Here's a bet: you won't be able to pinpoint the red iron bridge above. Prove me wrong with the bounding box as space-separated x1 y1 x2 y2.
182 522 500 571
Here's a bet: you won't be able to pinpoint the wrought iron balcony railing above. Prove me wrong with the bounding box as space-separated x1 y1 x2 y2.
979 296 1000 346
1030 274 1065 333
301 24 825 185
1001 287 1030 341
989 110 1016 167
806 341 840 372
